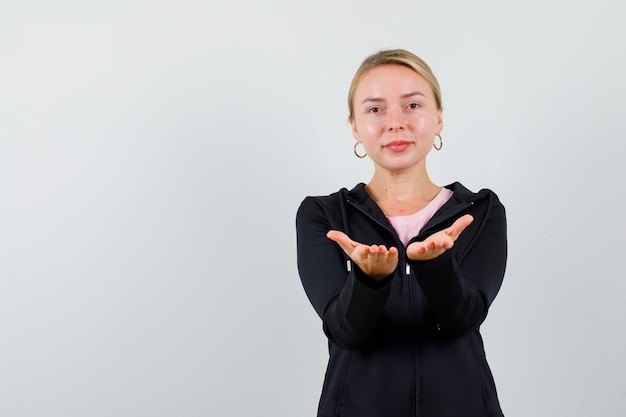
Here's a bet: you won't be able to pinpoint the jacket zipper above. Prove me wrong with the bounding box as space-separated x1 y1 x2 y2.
406 262 421 417
348 199 422 415
347 197 475 417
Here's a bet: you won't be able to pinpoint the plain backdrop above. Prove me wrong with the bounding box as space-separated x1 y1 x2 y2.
1 1 625 416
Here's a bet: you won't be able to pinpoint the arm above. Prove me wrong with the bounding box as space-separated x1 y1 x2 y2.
296 197 395 350
409 198 507 336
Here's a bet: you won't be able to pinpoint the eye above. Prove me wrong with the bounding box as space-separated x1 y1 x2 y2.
367 106 382 114
407 103 420 110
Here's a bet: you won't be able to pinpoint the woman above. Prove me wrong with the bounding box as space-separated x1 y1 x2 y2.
296 49 507 417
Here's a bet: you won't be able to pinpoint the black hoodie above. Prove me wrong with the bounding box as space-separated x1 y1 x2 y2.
296 182 507 417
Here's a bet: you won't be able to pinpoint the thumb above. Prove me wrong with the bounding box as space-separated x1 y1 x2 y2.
327 230 357 254
446 214 474 240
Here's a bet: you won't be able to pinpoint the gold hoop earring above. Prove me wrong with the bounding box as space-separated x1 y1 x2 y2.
353 141 367 158
433 134 443 151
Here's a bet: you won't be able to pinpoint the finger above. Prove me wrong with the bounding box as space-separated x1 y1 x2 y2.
387 247 399 263
410 244 426 254
327 230 359 255
368 245 384 260
326 230 350 244
327 230 359 249
360 245 371 254
375 245 389 253
446 214 474 239
441 240 454 250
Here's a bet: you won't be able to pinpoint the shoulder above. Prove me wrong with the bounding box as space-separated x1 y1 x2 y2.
298 189 343 212
296 185 367 233
296 183 366 217
296 187 348 227
446 181 504 208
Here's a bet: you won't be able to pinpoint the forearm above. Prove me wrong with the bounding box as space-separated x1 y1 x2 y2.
322 268 392 349
411 194 507 335
296 197 393 349
411 251 487 335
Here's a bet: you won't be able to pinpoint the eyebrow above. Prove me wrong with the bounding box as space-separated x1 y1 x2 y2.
360 91 426 105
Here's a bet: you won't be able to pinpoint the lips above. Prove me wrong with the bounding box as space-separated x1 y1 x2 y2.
384 140 413 152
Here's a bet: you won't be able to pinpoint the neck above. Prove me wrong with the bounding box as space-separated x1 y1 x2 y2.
365 166 441 216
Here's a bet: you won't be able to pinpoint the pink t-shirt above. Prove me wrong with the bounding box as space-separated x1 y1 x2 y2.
387 187 454 246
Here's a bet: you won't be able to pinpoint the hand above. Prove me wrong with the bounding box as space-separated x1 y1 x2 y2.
406 214 474 261
327 230 399 280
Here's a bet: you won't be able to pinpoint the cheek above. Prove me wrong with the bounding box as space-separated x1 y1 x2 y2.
362 123 382 137
412 117 437 136
354 120 381 140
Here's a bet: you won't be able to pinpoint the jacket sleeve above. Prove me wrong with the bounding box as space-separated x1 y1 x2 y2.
296 196 393 350
410 195 507 336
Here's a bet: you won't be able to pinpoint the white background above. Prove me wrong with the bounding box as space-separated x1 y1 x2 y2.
1 1 625 416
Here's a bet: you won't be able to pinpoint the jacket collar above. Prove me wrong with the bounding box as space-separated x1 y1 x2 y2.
343 182 488 232
346 181 484 206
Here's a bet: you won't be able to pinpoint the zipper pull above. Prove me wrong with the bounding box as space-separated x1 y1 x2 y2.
346 259 352 272
405 264 411 276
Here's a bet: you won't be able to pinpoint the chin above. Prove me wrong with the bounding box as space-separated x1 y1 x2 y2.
377 157 424 173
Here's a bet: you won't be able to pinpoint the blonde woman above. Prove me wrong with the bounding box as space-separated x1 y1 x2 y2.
296 49 507 417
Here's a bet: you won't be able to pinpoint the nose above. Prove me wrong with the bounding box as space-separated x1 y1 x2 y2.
386 108 406 132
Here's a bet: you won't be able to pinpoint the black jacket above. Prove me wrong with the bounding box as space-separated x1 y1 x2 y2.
296 182 507 417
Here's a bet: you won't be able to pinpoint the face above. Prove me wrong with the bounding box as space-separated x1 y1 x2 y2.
350 64 443 174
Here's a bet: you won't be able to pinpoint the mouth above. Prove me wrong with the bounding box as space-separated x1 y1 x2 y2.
384 140 413 152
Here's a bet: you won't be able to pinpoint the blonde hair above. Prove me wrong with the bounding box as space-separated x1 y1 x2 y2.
347 49 442 120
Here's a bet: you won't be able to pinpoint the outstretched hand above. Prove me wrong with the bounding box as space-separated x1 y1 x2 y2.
327 230 399 280
406 214 474 261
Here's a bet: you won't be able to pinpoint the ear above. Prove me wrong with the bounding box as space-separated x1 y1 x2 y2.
436 107 444 133
349 117 360 141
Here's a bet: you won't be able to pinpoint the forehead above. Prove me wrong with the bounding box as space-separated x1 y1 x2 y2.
355 64 433 99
